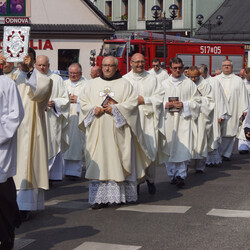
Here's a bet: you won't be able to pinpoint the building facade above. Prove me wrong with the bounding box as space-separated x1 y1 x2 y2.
93 0 224 37
0 0 115 78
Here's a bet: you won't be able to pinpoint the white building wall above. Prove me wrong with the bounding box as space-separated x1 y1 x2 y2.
30 0 104 25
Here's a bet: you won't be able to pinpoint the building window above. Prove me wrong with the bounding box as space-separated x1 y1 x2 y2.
138 0 145 20
175 0 182 18
105 1 112 20
121 0 128 20
0 0 26 16
58 49 79 71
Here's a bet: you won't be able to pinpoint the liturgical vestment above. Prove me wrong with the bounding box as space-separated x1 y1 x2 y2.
78 75 151 204
216 73 249 158
0 75 24 243
45 70 70 180
63 77 87 177
13 69 53 211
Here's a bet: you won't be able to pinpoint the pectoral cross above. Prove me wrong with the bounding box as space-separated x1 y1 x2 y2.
99 87 115 99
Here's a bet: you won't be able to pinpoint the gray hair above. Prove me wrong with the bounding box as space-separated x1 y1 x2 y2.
198 64 208 74
222 59 233 66
69 62 82 73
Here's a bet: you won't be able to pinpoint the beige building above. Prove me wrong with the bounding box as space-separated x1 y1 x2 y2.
0 0 115 78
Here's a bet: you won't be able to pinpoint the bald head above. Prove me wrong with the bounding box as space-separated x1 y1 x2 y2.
130 53 145 74
35 55 50 74
90 65 101 79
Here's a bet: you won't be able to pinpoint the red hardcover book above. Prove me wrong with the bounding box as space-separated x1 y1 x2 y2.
168 97 180 112
101 95 118 107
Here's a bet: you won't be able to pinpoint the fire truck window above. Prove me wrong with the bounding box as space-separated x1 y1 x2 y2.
141 45 146 56
58 49 79 71
211 55 226 74
195 55 210 68
129 45 140 57
155 46 165 58
228 55 243 74
101 43 126 57
178 54 193 68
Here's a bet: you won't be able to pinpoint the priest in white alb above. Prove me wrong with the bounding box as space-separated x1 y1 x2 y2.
78 56 151 209
188 66 214 173
160 57 201 187
124 53 165 194
216 59 249 160
63 63 87 178
148 58 169 84
237 67 250 154
198 64 230 166
35 55 70 181
0 75 24 248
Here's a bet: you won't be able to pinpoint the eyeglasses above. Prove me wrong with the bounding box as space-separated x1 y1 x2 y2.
222 64 232 67
189 76 199 79
69 72 80 75
131 60 145 64
172 66 183 70
152 64 160 67
102 64 116 68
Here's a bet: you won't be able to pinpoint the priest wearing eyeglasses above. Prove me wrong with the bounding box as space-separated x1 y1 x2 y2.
78 56 151 209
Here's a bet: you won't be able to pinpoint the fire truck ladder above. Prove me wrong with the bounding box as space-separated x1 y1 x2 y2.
136 31 213 43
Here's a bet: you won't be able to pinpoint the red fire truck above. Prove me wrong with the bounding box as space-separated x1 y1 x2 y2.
94 32 245 76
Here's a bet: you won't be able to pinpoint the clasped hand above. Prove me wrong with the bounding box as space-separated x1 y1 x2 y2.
165 101 183 109
94 105 112 117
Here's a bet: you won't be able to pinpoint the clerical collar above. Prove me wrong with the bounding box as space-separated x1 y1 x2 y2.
100 70 122 81
131 70 147 79
170 74 184 86
220 73 234 79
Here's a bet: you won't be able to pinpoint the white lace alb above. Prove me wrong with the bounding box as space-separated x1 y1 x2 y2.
89 180 137 205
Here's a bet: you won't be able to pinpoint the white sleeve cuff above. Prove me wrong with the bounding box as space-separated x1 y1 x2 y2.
52 102 62 117
111 105 127 128
84 108 95 128
182 101 191 118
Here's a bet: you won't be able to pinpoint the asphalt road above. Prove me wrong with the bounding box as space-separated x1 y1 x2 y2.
14 149 250 250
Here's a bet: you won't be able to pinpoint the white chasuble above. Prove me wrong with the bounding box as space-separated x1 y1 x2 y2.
78 77 151 182
14 70 53 190
45 70 70 160
123 70 165 162
63 77 87 161
216 73 249 137
194 77 214 158
0 76 24 183
161 74 201 163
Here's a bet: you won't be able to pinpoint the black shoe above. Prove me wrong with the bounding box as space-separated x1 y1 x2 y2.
195 170 204 174
20 211 31 222
0 231 15 250
222 156 231 161
65 175 81 181
176 176 185 187
91 203 108 210
170 178 177 184
206 163 214 168
146 180 156 194
137 184 140 195
239 150 249 154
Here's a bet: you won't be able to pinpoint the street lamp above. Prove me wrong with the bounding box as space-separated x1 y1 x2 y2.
196 14 223 40
151 4 178 69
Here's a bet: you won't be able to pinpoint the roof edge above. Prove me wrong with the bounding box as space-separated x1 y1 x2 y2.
82 0 116 30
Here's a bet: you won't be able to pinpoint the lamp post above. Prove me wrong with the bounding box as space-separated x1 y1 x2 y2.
196 14 223 40
151 4 178 69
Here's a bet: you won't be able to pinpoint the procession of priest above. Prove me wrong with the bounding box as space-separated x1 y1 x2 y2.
1 50 250 248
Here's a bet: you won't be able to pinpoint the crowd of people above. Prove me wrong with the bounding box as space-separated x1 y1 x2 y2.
1 49 250 249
